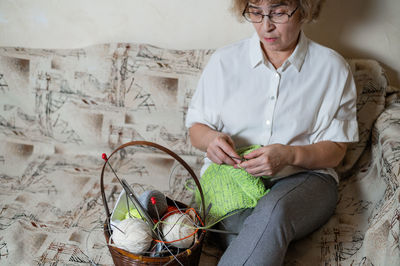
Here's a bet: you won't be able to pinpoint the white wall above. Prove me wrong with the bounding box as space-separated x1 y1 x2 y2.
304 0 400 88
0 0 399 87
0 0 253 50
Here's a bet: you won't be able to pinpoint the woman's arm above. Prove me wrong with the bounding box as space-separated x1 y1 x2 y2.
239 141 347 177
189 123 241 166
291 141 347 169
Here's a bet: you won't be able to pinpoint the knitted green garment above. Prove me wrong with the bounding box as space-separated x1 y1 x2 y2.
196 145 270 222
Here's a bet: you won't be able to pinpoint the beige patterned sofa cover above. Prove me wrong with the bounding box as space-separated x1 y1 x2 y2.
0 43 399 265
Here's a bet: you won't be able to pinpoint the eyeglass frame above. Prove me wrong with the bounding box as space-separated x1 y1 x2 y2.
242 4 299 24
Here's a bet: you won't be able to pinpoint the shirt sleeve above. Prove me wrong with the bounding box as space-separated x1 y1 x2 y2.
185 53 224 131
311 64 359 143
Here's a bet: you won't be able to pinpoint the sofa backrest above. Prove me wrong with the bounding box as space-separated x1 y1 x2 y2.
0 44 388 178
0 44 213 157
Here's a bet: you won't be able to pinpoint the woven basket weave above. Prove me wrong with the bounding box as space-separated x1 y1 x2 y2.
100 141 206 266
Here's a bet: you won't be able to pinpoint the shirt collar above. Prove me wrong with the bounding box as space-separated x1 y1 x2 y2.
249 33 264 68
286 31 308 72
249 31 309 72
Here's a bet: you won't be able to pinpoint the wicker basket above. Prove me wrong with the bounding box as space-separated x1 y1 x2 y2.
100 141 206 266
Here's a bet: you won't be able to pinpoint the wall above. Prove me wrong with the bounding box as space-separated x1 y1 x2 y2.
304 0 400 88
0 0 399 87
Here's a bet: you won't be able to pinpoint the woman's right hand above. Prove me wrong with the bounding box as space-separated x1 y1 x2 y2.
189 123 241 166
206 133 241 166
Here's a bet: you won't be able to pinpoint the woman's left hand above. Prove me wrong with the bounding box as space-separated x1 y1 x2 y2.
238 144 294 177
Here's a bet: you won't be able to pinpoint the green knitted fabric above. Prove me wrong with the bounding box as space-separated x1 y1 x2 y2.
196 145 270 223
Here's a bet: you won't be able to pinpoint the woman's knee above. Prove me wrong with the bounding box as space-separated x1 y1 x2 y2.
275 175 338 240
263 174 338 241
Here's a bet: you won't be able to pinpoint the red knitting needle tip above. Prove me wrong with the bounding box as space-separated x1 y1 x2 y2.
150 197 157 205
102 153 108 161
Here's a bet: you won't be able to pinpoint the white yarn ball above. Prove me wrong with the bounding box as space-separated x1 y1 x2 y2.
111 218 153 254
162 213 196 249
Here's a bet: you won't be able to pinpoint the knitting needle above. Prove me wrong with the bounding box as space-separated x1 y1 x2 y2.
102 153 162 239
102 154 147 221
205 228 238 235
102 153 123 184
228 155 247 162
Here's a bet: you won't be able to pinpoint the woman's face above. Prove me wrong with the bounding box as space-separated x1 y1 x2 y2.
248 1 303 56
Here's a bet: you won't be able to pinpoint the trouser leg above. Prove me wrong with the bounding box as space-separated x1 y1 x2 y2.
217 171 338 266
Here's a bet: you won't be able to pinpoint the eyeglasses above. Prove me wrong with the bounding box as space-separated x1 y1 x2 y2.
242 4 299 24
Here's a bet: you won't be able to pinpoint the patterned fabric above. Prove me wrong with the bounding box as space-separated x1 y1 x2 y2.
335 59 387 178
0 44 399 265
0 44 213 156
285 101 400 266
196 145 269 222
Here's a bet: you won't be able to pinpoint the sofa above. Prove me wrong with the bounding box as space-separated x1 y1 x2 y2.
0 43 399 265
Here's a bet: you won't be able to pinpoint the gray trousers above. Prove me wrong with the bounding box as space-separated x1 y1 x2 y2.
217 171 338 266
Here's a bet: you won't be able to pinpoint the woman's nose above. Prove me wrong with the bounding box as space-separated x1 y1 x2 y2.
262 17 276 32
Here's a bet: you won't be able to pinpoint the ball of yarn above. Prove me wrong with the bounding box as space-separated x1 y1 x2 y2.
162 212 196 249
111 218 152 254
139 190 168 219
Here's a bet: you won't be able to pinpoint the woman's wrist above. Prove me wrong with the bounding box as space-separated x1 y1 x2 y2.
203 130 220 148
189 124 231 153
286 145 297 166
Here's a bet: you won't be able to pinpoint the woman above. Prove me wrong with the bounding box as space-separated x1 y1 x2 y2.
186 0 358 265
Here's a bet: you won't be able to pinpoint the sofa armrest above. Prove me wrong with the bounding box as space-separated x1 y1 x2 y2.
372 100 400 188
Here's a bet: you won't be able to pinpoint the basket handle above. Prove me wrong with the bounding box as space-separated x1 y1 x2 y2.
100 140 206 221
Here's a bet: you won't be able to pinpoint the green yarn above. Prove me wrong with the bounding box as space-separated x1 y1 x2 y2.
125 208 144 220
196 145 270 224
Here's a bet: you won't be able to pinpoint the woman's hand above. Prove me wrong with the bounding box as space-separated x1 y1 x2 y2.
206 133 241 166
189 123 241 166
238 144 294 177
237 141 347 177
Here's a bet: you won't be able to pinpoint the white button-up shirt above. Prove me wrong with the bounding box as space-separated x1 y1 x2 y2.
186 32 359 182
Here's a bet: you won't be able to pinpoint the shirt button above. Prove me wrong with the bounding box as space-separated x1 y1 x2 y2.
270 96 275 100
275 73 280 78
266 120 271 126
